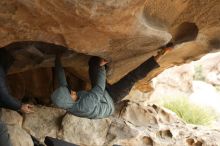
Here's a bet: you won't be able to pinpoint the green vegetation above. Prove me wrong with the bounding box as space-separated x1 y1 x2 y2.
193 65 205 81
163 97 217 125
215 85 220 92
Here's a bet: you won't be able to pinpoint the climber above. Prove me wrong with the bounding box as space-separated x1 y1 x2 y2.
0 49 34 146
51 44 172 119
51 53 114 119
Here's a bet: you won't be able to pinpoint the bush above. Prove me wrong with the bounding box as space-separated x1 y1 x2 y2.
193 65 205 81
215 85 220 92
163 97 217 125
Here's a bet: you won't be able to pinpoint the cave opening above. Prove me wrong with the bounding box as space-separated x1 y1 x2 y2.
209 38 220 49
171 22 199 44
2 41 91 105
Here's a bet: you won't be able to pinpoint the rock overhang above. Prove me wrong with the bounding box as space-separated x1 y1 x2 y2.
0 0 220 96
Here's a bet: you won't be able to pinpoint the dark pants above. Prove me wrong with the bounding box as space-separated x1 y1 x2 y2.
89 56 159 103
0 120 12 146
44 136 78 146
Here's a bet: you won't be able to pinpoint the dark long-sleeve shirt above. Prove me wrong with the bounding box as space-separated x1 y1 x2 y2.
0 66 21 110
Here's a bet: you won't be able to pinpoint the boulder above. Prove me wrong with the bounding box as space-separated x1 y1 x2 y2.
122 103 181 128
22 106 66 142
0 103 220 146
0 108 23 127
61 114 111 146
7 125 34 146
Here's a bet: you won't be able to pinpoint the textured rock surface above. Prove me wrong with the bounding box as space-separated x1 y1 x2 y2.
2 103 220 146
0 0 219 104
127 52 220 105
7 125 34 146
0 109 33 146
0 1 220 145
147 63 194 104
61 114 111 146
0 0 219 83
122 103 180 127
150 52 220 109
7 67 85 105
0 108 23 127
22 106 66 142
7 68 53 104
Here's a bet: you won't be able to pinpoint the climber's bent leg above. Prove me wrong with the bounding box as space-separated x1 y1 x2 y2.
107 56 159 102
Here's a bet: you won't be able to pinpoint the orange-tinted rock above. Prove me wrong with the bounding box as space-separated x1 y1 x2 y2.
0 1 219 81
0 0 219 100
7 67 84 104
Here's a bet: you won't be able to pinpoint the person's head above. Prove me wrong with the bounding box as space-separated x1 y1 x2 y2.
70 90 78 102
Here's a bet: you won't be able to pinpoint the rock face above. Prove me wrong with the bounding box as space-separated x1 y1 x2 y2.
22 106 66 142
0 108 23 127
0 0 219 103
0 109 34 146
136 52 220 109
0 1 220 146
0 0 219 81
61 114 111 146
125 52 220 105
7 68 54 104
1 103 220 146
7 125 34 146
